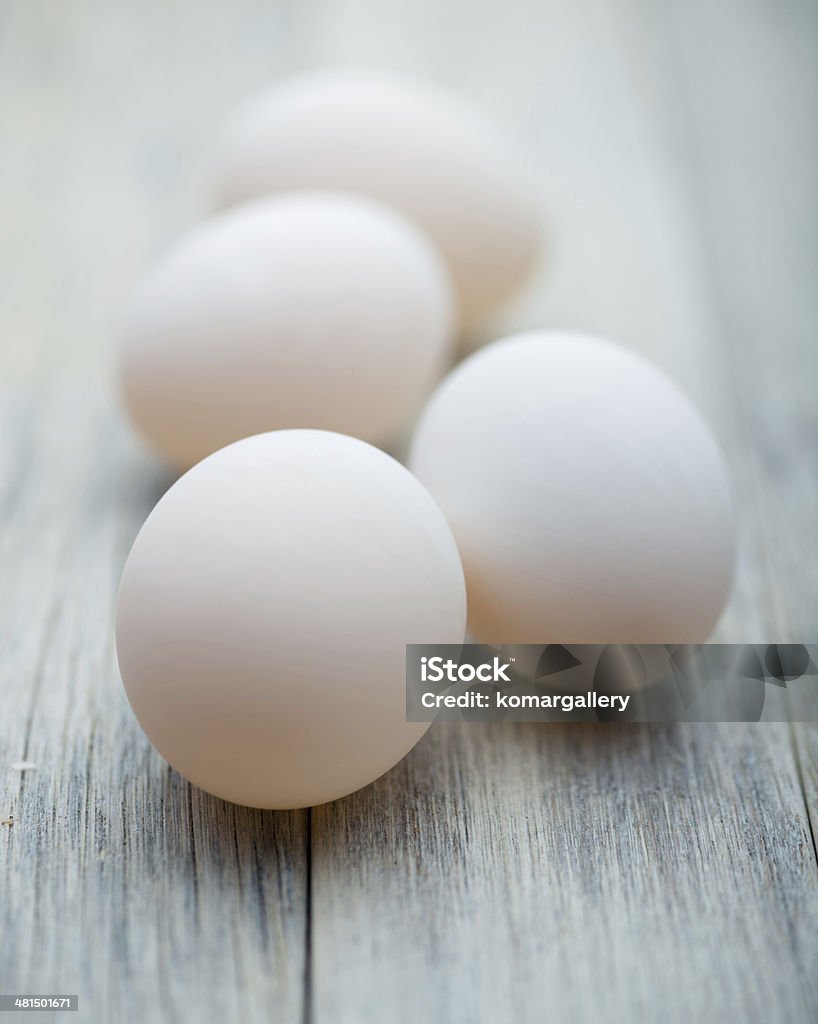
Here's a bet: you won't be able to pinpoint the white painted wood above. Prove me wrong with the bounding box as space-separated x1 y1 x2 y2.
0 391 309 1023
651 0 818 968
0 3 312 1020
313 721 817 1023
308 0 818 1020
0 1 815 1022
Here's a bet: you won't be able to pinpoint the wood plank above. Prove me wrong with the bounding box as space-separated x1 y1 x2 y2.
1 0 815 1021
648 0 818 635
313 721 816 1023
0 1 312 1019
650 0 818 913
0 389 309 1022
309 0 818 1020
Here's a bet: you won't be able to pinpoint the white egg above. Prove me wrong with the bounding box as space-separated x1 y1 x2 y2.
121 192 454 469
116 430 466 809
210 69 543 331
409 331 735 643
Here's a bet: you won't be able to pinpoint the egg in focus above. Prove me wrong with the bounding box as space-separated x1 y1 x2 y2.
116 429 467 809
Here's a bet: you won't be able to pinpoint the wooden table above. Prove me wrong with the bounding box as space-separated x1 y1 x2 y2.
1 1 816 1020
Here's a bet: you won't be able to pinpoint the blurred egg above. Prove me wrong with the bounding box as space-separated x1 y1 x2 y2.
121 192 454 469
116 430 467 809
210 69 543 331
409 331 735 643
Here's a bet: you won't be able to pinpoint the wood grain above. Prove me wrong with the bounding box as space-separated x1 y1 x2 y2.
1 3 313 1020
0 392 308 1023
656 0 818 929
313 722 817 1023
309 0 818 1020
0 0 816 1022
654 0 818 969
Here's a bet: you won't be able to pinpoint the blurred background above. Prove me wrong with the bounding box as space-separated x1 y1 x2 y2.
1 0 816 634
1 2 816 1022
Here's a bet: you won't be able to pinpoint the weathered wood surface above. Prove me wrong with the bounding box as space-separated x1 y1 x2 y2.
1 1 816 1022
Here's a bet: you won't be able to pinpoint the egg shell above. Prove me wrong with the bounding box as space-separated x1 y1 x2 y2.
116 430 467 809
409 331 736 644
211 69 543 331
121 192 454 469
